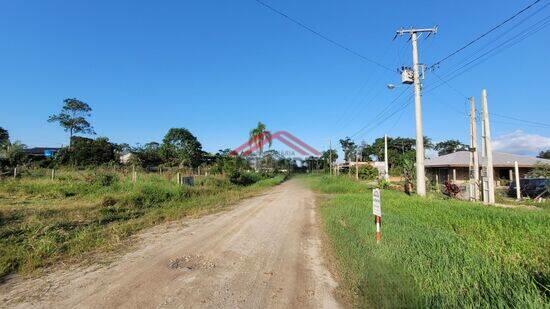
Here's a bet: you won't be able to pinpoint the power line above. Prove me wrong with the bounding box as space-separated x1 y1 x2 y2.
436 1 550 77
349 87 412 138
430 0 543 69
426 14 550 91
491 113 550 128
254 0 394 72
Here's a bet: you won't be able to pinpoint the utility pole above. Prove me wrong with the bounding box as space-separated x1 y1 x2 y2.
469 98 480 201
384 134 389 181
355 151 360 180
396 27 437 197
481 89 495 204
329 140 333 176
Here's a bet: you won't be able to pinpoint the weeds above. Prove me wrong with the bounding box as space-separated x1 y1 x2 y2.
306 175 550 308
0 171 285 279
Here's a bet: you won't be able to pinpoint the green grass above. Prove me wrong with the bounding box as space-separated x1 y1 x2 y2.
306 175 550 308
0 170 285 279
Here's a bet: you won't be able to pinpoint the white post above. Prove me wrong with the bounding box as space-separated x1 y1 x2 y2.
329 140 333 176
470 97 480 201
384 134 389 180
452 168 457 182
411 32 426 197
514 161 521 200
355 152 359 180
396 27 436 196
481 89 495 204
51 169 55 180
13 166 17 179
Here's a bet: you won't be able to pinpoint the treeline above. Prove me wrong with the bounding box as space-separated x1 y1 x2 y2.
0 100 302 181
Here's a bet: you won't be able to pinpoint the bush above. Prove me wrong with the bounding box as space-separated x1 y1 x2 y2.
229 171 263 186
55 137 117 167
196 176 232 188
85 172 119 187
358 165 379 180
528 163 550 178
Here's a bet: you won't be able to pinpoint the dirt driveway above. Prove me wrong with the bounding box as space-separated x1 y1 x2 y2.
0 179 340 308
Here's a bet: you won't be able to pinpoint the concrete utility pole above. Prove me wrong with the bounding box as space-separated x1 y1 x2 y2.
384 134 389 181
396 27 437 197
514 161 521 200
481 89 495 204
469 97 480 201
355 152 359 180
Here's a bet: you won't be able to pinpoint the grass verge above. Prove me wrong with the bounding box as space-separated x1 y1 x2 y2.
0 171 285 279
305 175 549 308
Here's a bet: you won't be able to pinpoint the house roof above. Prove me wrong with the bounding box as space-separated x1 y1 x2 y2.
425 151 550 168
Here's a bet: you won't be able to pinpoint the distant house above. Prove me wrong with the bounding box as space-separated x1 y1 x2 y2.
24 147 61 159
425 151 550 186
120 153 134 164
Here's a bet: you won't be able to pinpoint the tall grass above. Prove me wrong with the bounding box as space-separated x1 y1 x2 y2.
0 171 285 279
306 175 550 308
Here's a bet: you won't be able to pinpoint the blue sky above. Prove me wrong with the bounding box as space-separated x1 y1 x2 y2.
1 0 549 157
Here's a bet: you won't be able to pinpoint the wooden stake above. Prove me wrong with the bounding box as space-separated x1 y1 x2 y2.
51 169 55 180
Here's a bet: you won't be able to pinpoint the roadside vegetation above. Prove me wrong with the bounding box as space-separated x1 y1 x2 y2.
0 169 285 279
306 175 549 308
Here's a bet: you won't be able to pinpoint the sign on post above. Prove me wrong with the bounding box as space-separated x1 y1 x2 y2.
373 189 382 243
372 189 382 217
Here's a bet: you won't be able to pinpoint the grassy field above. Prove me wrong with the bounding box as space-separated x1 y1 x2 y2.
0 170 285 279
306 175 549 308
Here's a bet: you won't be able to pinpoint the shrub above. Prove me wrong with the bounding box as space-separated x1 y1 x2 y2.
229 171 262 186
85 172 119 187
196 176 232 188
358 165 379 180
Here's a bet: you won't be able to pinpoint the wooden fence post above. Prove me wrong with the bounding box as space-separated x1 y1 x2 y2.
51 169 55 180
13 166 17 179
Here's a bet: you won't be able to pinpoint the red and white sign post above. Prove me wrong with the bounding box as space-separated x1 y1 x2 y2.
372 189 382 243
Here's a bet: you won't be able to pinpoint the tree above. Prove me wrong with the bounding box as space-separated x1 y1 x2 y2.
48 98 95 147
528 163 550 178
434 139 469 156
160 128 204 169
56 137 116 166
132 142 163 167
360 135 433 176
537 150 550 159
0 127 9 147
321 149 338 170
249 122 272 170
1 141 27 167
339 137 357 162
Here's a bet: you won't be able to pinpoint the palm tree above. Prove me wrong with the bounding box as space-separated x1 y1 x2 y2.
249 122 272 171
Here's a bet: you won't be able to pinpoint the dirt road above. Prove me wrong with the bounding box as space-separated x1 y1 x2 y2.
1 179 340 309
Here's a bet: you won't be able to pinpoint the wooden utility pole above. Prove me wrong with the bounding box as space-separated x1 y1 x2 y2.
469 97 480 201
481 89 495 204
514 161 521 200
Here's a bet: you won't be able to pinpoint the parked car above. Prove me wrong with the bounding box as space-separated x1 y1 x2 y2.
508 178 549 198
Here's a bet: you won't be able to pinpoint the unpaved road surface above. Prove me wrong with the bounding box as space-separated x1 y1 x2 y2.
0 179 340 309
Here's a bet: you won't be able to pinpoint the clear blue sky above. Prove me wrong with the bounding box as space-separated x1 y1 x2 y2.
1 0 549 157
